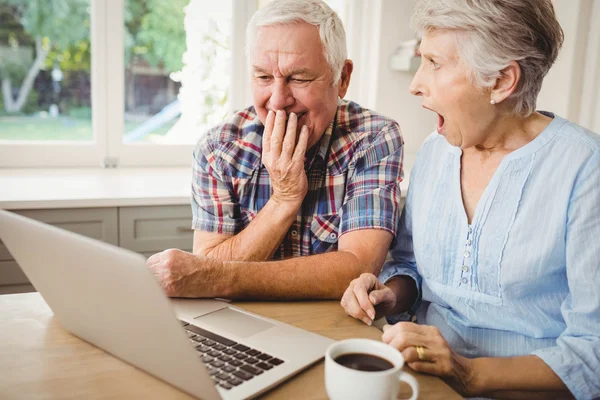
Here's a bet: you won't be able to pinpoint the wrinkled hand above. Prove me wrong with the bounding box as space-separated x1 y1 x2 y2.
146 249 225 298
262 110 310 206
340 273 398 325
382 322 475 396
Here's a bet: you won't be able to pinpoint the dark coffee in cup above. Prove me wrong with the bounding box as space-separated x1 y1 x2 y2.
334 352 394 372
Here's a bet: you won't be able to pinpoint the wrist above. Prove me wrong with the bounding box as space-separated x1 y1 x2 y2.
385 276 417 315
200 257 232 298
269 196 302 215
462 357 484 396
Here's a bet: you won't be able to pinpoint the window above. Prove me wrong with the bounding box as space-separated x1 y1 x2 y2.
0 0 92 143
123 1 232 146
0 0 98 166
0 0 353 168
103 0 252 167
0 0 254 167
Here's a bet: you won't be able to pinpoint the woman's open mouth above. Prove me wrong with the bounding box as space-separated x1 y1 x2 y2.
422 105 446 135
436 113 446 135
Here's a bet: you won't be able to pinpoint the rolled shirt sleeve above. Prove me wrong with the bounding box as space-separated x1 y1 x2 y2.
532 150 600 399
340 121 404 237
191 136 240 235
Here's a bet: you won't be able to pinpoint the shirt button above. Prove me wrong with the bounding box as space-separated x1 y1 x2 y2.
462 265 469 272
464 251 470 258
468 227 472 234
329 232 337 239
461 278 468 284
291 230 298 237
466 240 472 246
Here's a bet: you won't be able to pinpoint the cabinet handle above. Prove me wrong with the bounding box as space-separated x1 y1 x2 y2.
176 226 194 233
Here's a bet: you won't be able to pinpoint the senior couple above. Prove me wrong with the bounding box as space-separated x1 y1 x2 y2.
147 0 600 398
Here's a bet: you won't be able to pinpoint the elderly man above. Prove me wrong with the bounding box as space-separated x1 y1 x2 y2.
147 0 407 301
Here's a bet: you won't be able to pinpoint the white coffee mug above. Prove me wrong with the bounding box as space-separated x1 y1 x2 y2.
325 338 419 400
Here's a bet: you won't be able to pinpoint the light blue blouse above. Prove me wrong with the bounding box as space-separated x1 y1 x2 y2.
380 113 600 399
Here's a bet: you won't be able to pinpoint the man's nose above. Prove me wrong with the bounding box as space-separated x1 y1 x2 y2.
269 80 295 110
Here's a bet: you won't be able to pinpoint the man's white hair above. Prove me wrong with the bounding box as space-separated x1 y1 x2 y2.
245 0 347 83
411 0 564 116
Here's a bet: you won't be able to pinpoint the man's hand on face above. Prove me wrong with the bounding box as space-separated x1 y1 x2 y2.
262 110 310 207
146 249 226 298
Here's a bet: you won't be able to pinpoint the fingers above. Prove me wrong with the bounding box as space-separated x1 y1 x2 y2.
369 286 395 307
405 346 452 371
280 112 297 161
292 125 309 162
342 289 372 325
354 275 378 321
382 323 451 366
382 322 433 356
407 360 438 374
146 250 177 280
386 331 428 352
341 282 372 325
341 274 382 325
382 321 430 342
270 110 287 158
262 110 275 153
380 323 463 382
146 252 162 266
401 346 423 364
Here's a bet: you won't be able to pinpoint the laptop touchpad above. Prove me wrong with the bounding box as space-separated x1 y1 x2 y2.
193 307 275 338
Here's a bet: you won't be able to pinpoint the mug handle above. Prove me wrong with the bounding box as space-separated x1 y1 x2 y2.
397 371 419 400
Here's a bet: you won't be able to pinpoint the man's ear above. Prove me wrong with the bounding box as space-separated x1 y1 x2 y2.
337 60 353 98
491 60 520 104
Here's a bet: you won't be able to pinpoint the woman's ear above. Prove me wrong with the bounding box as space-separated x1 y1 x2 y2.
490 61 520 104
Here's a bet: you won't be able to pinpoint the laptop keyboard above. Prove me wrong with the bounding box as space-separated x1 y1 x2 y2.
180 320 285 390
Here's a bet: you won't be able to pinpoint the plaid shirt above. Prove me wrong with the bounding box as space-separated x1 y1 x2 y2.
192 99 404 259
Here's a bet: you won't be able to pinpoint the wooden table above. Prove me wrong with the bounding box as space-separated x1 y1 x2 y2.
0 293 462 399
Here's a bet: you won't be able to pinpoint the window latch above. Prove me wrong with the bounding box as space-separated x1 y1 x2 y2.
103 157 119 168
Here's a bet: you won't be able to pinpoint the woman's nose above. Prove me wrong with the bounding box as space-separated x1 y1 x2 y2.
409 62 425 96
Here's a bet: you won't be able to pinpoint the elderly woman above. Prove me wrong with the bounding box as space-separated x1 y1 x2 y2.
341 0 599 398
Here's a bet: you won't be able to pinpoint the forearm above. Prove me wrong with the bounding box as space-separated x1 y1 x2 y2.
469 355 571 398
221 251 370 300
197 198 299 262
385 276 418 315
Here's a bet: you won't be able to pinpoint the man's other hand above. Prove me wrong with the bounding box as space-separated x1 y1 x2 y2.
146 249 227 298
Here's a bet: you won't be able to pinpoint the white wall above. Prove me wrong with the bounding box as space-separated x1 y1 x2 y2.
577 0 600 133
354 0 598 168
536 0 591 121
372 0 429 166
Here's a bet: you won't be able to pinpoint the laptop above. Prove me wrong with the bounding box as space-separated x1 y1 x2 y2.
0 209 334 399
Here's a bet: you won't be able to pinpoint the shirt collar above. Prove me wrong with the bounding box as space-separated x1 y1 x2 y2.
305 119 334 170
306 98 344 169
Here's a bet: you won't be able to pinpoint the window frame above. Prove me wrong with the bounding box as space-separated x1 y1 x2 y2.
0 0 256 168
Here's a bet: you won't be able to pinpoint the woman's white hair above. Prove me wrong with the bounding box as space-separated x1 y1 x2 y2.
245 0 347 83
411 0 564 116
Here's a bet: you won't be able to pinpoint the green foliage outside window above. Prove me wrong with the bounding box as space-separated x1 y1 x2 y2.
0 0 187 114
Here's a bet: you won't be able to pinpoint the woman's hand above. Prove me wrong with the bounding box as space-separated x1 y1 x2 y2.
340 273 398 325
382 322 477 396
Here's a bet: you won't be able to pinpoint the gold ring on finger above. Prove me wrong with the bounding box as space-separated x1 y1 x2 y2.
415 345 426 361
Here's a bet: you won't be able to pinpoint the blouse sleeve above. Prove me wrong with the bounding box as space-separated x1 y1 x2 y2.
532 150 600 399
